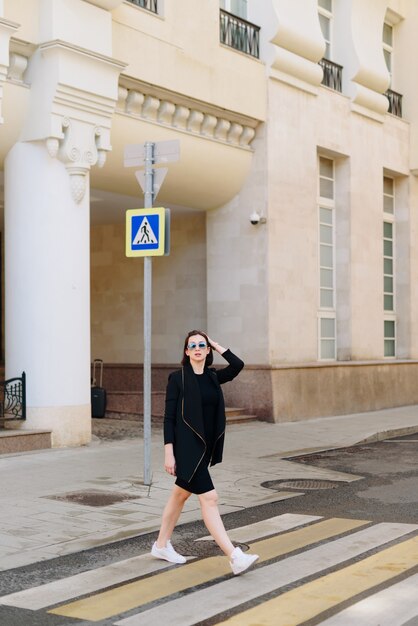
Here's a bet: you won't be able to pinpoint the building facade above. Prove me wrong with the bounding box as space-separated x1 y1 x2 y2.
1 0 418 447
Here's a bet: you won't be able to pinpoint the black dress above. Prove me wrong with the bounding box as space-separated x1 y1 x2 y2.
175 370 219 494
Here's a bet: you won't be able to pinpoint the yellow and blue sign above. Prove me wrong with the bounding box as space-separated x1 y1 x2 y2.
126 208 166 257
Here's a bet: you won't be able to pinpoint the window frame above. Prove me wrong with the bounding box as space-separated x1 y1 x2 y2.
383 21 393 86
318 155 337 361
318 0 333 60
383 175 396 358
220 0 248 19
384 317 396 358
383 219 395 313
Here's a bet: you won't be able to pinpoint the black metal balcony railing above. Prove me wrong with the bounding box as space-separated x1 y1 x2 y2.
319 58 343 92
220 9 260 59
126 0 158 14
0 372 26 423
385 89 403 118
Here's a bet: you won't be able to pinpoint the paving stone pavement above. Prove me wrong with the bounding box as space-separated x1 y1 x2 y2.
91 417 158 440
0 406 417 571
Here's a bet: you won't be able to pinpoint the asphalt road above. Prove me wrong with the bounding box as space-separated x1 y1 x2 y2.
277 432 418 523
0 435 417 625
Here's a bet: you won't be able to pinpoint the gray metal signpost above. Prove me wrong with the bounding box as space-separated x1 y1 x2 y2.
124 140 179 485
143 142 153 487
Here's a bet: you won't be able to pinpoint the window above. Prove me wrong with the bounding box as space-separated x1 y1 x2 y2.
320 318 336 360
383 221 394 312
220 0 247 19
383 22 393 86
318 156 336 360
319 207 334 308
384 320 395 357
319 156 334 199
318 0 343 92
318 0 332 59
383 176 394 215
383 175 396 357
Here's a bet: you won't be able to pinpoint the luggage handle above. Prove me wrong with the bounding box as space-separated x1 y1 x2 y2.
92 359 104 388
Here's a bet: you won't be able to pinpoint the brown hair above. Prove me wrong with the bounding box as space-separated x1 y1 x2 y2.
181 330 213 367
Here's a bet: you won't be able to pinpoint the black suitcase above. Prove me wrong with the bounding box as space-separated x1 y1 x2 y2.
91 359 107 418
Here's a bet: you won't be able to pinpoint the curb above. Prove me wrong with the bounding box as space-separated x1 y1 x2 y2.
356 424 418 444
270 424 418 460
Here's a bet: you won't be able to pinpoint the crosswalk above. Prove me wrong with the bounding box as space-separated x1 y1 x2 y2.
0 513 417 625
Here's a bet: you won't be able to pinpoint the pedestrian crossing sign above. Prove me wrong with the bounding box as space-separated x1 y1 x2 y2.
126 208 166 257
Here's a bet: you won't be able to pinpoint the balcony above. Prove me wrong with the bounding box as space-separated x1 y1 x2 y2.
385 89 402 118
220 9 260 59
319 58 343 92
126 0 158 14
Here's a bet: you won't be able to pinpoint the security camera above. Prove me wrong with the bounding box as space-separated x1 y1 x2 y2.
250 211 266 225
250 211 260 225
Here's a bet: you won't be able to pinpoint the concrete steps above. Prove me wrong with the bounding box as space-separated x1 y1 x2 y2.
225 407 258 424
0 429 52 455
0 366 53 454
105 391 258 424
106 391 165 420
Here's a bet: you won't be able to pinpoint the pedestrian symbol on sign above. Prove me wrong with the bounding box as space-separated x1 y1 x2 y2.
133 217 158 245
125 208 166 257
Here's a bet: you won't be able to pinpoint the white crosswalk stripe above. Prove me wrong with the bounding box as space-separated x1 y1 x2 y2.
1 513 417 626
318 573 418 626
0 513 319 611
113 522 418 626
195 512 321 543
0 554 179 610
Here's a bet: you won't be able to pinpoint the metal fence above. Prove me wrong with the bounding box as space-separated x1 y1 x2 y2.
385 89 403 118
126 0 158 14
0 372 26 422
220 9 260 59
319 58 343 93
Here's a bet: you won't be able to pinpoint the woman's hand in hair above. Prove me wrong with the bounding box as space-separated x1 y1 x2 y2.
207 337 226 355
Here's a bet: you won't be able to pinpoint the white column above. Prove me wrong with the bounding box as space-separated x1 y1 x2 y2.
5 141 91 447
2 0 125 446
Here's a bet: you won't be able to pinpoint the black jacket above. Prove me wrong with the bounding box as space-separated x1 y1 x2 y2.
164 349 244 482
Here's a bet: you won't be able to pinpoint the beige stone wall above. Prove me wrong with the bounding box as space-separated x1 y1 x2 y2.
206 124 269 365
223 361 418 422
264 77 411 365
112 0 265 122
271 361 418 421
91 211 206 364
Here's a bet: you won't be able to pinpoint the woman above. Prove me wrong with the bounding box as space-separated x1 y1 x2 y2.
151 330 259 575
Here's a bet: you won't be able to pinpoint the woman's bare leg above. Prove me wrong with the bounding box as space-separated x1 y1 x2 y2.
198 489 234 556
156 485 191 547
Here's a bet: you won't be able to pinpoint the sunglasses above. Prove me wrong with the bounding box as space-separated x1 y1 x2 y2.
187 341 208 350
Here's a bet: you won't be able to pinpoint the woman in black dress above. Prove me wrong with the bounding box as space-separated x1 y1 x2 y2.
151 330 259 575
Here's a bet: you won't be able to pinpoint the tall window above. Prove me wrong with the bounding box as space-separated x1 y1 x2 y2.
318 156 336 360
383 221 394 312
383 176 395 357
220 0 247 19
383 22 393 86
318 0 332 59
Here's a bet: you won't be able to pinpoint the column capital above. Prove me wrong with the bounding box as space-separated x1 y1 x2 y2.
46 119 109 202
21 40 126 202
0 17 20 123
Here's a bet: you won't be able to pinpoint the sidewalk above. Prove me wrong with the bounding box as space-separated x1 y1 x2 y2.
0 405 417 571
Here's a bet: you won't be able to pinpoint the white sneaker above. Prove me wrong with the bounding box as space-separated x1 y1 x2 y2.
230 546 259 575
151 540 186 564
